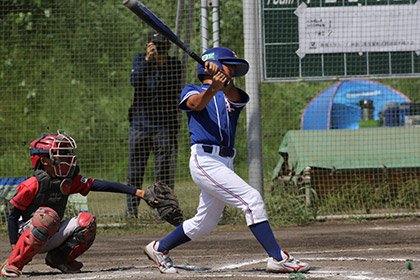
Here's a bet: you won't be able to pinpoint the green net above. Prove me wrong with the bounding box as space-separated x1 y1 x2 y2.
1 0 420 225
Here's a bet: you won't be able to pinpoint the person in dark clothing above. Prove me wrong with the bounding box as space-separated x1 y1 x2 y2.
126 30 182 218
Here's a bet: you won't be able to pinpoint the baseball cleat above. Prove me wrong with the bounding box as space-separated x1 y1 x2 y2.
144 240 177 274
0 261 21 278
266 250 310 273
46 255 83 274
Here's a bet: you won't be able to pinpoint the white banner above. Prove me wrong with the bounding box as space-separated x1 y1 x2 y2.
295 3 420 58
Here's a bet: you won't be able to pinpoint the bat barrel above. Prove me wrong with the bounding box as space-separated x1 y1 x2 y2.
123 0 136 8
123 0 205 66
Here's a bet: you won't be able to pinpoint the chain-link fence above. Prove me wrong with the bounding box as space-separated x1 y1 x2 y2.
1 0 420 225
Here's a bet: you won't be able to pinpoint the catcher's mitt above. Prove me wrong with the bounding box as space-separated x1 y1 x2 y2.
144 182 184 226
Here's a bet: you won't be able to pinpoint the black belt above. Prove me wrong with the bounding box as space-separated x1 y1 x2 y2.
202 145 234 157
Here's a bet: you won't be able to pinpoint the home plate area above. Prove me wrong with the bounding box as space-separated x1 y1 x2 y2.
1 218 420 280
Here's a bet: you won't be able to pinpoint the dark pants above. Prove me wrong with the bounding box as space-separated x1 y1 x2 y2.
126 125 178 217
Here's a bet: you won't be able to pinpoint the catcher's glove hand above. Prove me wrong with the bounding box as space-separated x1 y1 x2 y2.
144 182 184 226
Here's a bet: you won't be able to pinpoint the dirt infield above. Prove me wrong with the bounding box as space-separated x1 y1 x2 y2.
1 217 420 280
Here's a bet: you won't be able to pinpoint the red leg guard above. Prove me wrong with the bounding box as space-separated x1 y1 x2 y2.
8 207 60 271
46 211 96 270
65 212 96 264
7 228 43 272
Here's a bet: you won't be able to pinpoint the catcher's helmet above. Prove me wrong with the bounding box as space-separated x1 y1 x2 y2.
30 131 77 178
197 47 249 82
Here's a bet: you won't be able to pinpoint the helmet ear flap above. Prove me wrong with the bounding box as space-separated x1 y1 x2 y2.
33 157 43 170
30 134 55 169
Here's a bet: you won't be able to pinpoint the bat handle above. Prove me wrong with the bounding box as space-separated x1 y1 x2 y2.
200 56 230 87
218 68 231 87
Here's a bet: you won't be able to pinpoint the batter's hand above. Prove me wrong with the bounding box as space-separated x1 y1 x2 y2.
205 62 231 90
204 61 220 76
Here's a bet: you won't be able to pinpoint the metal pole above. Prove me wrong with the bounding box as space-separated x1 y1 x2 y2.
210 0 220 47
201 0 209 52
171 0 185 190
172 0 184 57
243 0 264 195
183 0 194 76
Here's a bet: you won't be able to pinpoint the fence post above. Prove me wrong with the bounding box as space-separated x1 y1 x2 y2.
200 0 209 52
243 0 263 196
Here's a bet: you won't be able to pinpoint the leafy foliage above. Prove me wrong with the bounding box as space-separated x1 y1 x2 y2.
1 0 420 225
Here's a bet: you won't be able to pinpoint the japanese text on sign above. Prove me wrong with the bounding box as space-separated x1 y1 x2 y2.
295 3 420 58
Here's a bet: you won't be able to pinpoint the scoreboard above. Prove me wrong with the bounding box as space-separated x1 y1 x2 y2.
261 0 420 82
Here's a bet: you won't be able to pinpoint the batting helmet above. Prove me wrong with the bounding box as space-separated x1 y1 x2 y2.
30 131 77 178
197 47 249 82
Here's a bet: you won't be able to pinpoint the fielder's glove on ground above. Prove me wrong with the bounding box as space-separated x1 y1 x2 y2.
144 182 184 226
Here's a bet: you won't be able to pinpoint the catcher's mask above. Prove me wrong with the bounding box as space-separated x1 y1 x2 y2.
30 131 77 178
197 47 249 82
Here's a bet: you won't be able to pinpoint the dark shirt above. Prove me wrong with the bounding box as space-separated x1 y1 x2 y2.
129 53 182 129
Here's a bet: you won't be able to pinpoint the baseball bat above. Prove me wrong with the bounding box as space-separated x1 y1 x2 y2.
123 0 204 66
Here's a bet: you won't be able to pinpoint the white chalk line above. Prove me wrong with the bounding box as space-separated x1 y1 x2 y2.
179 255 417 270
301 246 420 254
43 261 399 280
35 246 419 280
212 258 267 270
308 271 392 280
195 245 420 259
367 224 420 231
175 262 400 280
51 266 153 280
305 256 420 262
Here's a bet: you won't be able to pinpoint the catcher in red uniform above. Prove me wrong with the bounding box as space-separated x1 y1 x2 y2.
0 131 182 277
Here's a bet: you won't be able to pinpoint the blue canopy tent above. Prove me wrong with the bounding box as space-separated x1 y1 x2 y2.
301 80 411 130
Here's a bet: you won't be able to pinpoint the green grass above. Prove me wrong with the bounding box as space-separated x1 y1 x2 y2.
86 179 319 230
85 180 201 223
0 180 315 239
1 0 420 239
316 179 420 215
2 179 420 238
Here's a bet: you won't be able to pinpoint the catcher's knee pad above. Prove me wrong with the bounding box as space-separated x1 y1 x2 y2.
8 207 60 270
32 207 61 240
46 212 96 266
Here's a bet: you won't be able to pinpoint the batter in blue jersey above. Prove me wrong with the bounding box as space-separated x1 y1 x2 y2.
143 47 311 275
180 83 248 148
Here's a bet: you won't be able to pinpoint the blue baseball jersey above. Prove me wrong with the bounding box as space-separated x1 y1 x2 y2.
179 84 249 148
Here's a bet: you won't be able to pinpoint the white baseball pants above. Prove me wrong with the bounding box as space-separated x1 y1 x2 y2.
183 144 268 240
